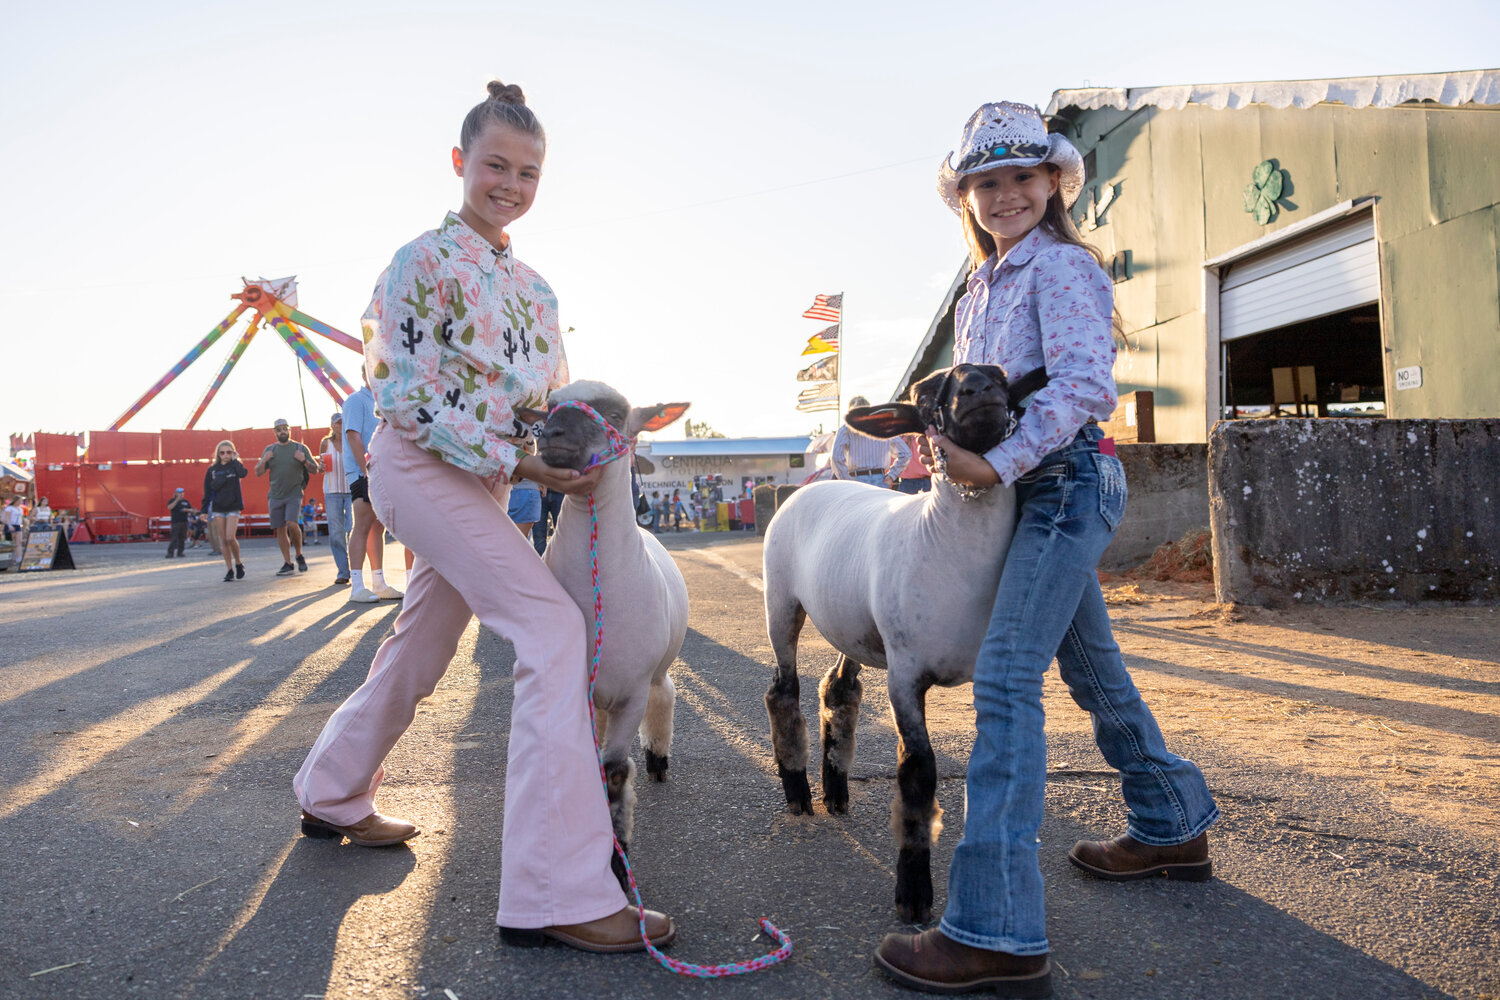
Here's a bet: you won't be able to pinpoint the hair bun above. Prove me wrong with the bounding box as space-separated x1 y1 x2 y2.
486 80 526 106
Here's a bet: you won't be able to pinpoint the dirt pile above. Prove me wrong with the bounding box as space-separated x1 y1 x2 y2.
1128 526 1214 582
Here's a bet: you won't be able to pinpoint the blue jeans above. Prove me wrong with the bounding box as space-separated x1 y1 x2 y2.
325 492 352 577
853 472 887 488
940 425 1218 955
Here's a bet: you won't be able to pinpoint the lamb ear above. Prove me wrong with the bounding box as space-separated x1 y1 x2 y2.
515 406 549 425
846 404 924 439
626 402 691 437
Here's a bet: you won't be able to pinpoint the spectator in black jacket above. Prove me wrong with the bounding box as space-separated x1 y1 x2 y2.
166 488 193 559
203 439 248 581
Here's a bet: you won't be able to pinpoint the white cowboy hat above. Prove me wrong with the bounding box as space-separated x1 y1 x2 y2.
937 101 1085 214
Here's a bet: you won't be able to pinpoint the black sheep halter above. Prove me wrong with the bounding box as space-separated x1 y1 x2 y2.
928 365 1047 500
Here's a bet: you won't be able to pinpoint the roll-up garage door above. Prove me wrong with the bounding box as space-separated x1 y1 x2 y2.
1219 212 1379 342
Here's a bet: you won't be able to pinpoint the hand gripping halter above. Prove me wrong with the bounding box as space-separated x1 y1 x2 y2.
552 400 794 978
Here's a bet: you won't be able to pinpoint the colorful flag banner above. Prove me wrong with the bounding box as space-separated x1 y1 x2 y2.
801 335 838 356
813 324 840 349
797 355 839 382
802 293 842 322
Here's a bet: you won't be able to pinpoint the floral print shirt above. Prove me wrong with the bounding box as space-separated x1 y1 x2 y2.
953 226 1117 485
363 212 569 480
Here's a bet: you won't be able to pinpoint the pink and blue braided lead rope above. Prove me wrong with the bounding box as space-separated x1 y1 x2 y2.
558 400 794 978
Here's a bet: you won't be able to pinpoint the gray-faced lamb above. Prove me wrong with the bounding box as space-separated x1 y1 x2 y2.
761 363 1044 922
524 381 690 888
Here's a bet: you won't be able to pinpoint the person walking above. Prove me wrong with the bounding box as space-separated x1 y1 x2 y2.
832 395 910 488
321 414 353 585
874 101 1218 997
3 497 23 543
165 487 193 558
255 418 320 577
293 80 674 953
342 378 402 602
202 440 248 582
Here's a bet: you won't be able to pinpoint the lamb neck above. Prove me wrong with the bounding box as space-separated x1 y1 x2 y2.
908 474 1016 550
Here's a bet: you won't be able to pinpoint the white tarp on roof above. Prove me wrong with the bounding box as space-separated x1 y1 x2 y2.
1046 69 1500 115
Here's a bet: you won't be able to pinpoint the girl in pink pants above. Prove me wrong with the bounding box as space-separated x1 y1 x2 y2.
294 79 675 954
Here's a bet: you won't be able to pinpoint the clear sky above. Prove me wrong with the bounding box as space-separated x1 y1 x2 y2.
3 0 1496 451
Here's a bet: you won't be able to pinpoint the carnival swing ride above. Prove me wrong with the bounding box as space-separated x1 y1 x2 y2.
109 277 359 430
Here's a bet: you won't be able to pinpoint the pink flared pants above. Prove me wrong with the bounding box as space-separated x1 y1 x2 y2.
293 425 627 928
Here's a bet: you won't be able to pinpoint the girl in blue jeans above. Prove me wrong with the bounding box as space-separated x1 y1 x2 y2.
874 101 1219 998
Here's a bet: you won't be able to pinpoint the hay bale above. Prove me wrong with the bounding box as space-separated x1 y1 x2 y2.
1128 527 1214 582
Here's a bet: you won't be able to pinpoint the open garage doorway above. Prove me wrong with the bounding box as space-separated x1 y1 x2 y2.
1211 206 1386 423
1223 303 1386 418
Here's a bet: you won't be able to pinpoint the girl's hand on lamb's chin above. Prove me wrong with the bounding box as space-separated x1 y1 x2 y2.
517 455 606 496
926 430 1000 488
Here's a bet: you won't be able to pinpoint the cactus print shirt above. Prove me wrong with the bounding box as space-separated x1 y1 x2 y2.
953 226 1117 485
363 212 569 480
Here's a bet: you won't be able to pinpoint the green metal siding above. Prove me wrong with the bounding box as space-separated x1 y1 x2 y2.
1062 102 1500 437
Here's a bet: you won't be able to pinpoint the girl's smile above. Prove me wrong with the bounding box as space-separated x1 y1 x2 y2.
452 123 544 248
961 165 1059 257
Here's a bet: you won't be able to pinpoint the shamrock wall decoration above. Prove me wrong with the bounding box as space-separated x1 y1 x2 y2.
1243 160 1286 224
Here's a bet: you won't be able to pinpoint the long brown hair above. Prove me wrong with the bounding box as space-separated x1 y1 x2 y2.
213 439 236 465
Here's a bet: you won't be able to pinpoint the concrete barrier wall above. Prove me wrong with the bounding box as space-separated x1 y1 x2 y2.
1101 443 1209 572
1210 419 1500 605
756 446 1211 575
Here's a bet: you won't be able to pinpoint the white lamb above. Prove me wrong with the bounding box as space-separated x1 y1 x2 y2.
525 381 690 888
761 363 1043 923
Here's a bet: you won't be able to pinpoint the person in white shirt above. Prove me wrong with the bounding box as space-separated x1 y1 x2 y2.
3 497 23 540
321 414 353 585
831 396 910 488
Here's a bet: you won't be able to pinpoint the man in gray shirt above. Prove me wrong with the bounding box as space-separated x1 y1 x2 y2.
256 418 321 576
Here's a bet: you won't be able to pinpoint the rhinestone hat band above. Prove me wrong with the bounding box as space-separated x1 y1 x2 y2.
955 141 1052 173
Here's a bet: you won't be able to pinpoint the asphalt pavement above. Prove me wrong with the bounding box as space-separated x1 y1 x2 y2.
0 534 1485 999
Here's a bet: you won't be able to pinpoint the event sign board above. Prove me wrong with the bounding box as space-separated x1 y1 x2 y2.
17 527 76 572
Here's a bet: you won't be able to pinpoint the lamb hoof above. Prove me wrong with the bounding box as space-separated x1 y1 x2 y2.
895 897 933 925
821 762 849 814
644 750 669 782
895 846 933 924
779 767 814 815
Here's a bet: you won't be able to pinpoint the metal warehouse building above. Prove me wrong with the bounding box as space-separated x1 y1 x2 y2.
899 69 1500 442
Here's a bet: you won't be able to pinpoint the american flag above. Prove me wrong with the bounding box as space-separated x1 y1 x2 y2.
796 381 840 412
813 323 839 349
802 294 842 322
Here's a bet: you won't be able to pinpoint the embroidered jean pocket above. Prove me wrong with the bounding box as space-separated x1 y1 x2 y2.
1017 462 1068 484
1093 452 1127 530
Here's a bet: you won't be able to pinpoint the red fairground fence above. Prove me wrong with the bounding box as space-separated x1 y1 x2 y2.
34 425 333 540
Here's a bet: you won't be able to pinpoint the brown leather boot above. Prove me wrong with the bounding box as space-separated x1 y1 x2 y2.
500 905 676 954
300 810 419 847
1068 831 1211 881
874 928 1051 997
